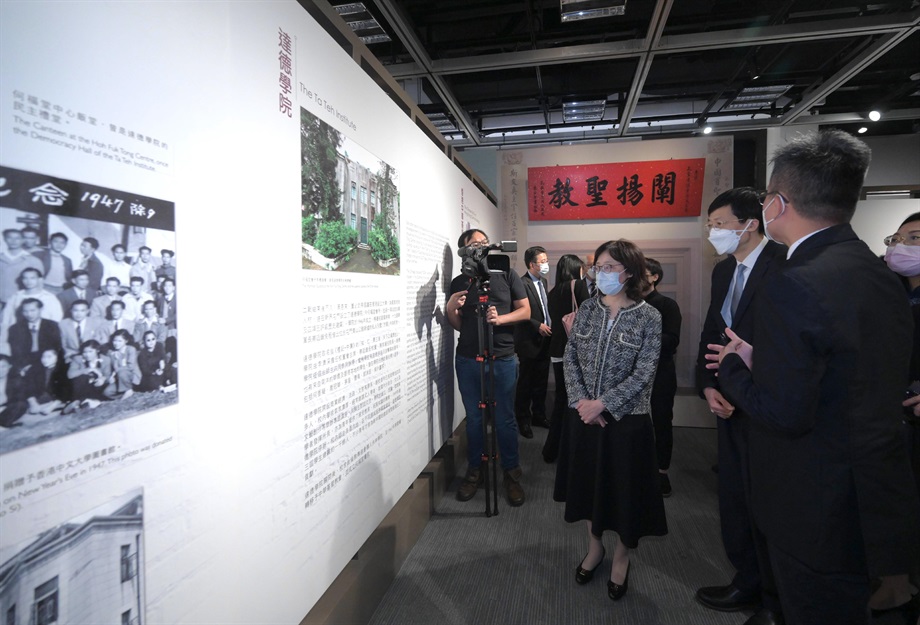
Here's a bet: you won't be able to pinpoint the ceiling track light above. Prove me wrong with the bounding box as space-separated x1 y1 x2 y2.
560 0 626 22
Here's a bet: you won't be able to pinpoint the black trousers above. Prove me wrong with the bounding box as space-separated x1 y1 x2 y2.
650 361 676 470
717 412 781 612
542 361 567 461
768 543 869 625
515 346 550 424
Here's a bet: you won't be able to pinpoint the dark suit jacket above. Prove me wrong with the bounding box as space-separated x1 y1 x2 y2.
696 240 786 398
645 289 681 396
82 254 104 292
719 224 920 576
514 272 550 359
8 319 63 370
58 287 95 315
547 278 590 359
33 250 73 286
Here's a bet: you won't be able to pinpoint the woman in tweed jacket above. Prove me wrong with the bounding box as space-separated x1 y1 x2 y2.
554 239 668 601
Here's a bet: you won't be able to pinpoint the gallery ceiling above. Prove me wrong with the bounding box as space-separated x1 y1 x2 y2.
327 0 920 148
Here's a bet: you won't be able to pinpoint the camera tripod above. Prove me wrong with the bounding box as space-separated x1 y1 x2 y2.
472 278 501 517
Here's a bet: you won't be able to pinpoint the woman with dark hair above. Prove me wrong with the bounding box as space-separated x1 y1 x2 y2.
876 211 920 618
136 330 168 392
105 328 141 399
542 254 589 463
554 239 667 601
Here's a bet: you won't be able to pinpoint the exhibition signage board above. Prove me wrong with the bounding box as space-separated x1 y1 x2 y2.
527 158 706 220
0 1 489 622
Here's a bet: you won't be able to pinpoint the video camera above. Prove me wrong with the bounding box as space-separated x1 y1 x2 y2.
457 241 517 281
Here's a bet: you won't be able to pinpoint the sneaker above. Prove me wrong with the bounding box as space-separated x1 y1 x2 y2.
503 467 525 506
456 467 483 502
659 473 672 498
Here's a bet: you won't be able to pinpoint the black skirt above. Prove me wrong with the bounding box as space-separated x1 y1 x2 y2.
553 407 667 548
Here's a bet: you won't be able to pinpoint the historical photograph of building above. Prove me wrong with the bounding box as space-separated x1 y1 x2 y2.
0 491 145 625
300 108 401 275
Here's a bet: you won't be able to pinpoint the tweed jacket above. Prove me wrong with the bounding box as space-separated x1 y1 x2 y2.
563 296 661 420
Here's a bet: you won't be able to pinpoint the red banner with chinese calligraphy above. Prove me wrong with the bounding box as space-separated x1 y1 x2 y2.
528 158 706 220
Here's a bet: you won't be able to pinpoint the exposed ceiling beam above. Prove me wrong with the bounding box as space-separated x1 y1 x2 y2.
372 0 482 145
384 9 920 79
780 27 918 125
450 107 920 150
616 0 673 136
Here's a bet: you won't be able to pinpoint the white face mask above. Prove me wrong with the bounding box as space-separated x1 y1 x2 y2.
708 220 752 256
538 262 550 275
762 195 785 242
586 266 596 281
596 270 625 296
885 244 920 277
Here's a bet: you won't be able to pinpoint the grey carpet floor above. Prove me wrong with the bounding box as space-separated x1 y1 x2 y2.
369 426 751 625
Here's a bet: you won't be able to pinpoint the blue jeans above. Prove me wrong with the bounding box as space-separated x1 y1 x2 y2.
456 354 519 471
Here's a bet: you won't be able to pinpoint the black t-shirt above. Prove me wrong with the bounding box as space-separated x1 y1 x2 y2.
451 270 527 359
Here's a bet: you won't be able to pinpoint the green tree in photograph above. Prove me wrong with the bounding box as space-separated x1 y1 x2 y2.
369 162 399 261
301 109 343 227
301 215 318 245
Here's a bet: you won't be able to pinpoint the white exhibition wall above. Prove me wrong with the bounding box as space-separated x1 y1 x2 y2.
0 1 496 623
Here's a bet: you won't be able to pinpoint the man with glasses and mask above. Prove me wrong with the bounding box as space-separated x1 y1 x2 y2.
695 187 787 625
711 131 920 625
447 229 530 506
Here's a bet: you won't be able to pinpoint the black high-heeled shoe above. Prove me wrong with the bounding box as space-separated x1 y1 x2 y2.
607 561 630 601
575 546 605 585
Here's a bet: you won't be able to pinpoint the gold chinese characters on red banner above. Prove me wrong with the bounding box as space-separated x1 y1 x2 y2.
528 158 706 220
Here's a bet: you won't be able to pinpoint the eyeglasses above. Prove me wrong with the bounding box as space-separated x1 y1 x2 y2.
593 263 624 274
467 239 490 249
884 233 920 246
759 191 789 209
704 218 745 232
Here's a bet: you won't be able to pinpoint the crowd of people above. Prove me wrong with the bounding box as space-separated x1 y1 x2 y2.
0 231 178 428
445 130 919 624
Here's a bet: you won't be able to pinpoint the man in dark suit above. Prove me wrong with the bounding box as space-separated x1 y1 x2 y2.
695 187 787 625
8 298 63 372
514 245 552 438
714 130 920 625
78 237 104 293
583 252 597 297
57 270 95 316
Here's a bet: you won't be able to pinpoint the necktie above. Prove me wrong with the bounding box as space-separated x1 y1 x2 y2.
588 280 596 296
729 264 747 321
30 324 39 352
537 280 550 327
76 322 83 344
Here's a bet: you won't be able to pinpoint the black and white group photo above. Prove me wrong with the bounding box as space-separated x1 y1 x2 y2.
0 167 178 454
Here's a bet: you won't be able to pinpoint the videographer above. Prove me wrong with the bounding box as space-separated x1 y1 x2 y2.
447 228 530 507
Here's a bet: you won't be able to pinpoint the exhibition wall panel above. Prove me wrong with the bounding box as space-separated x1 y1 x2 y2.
0 1 494 622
